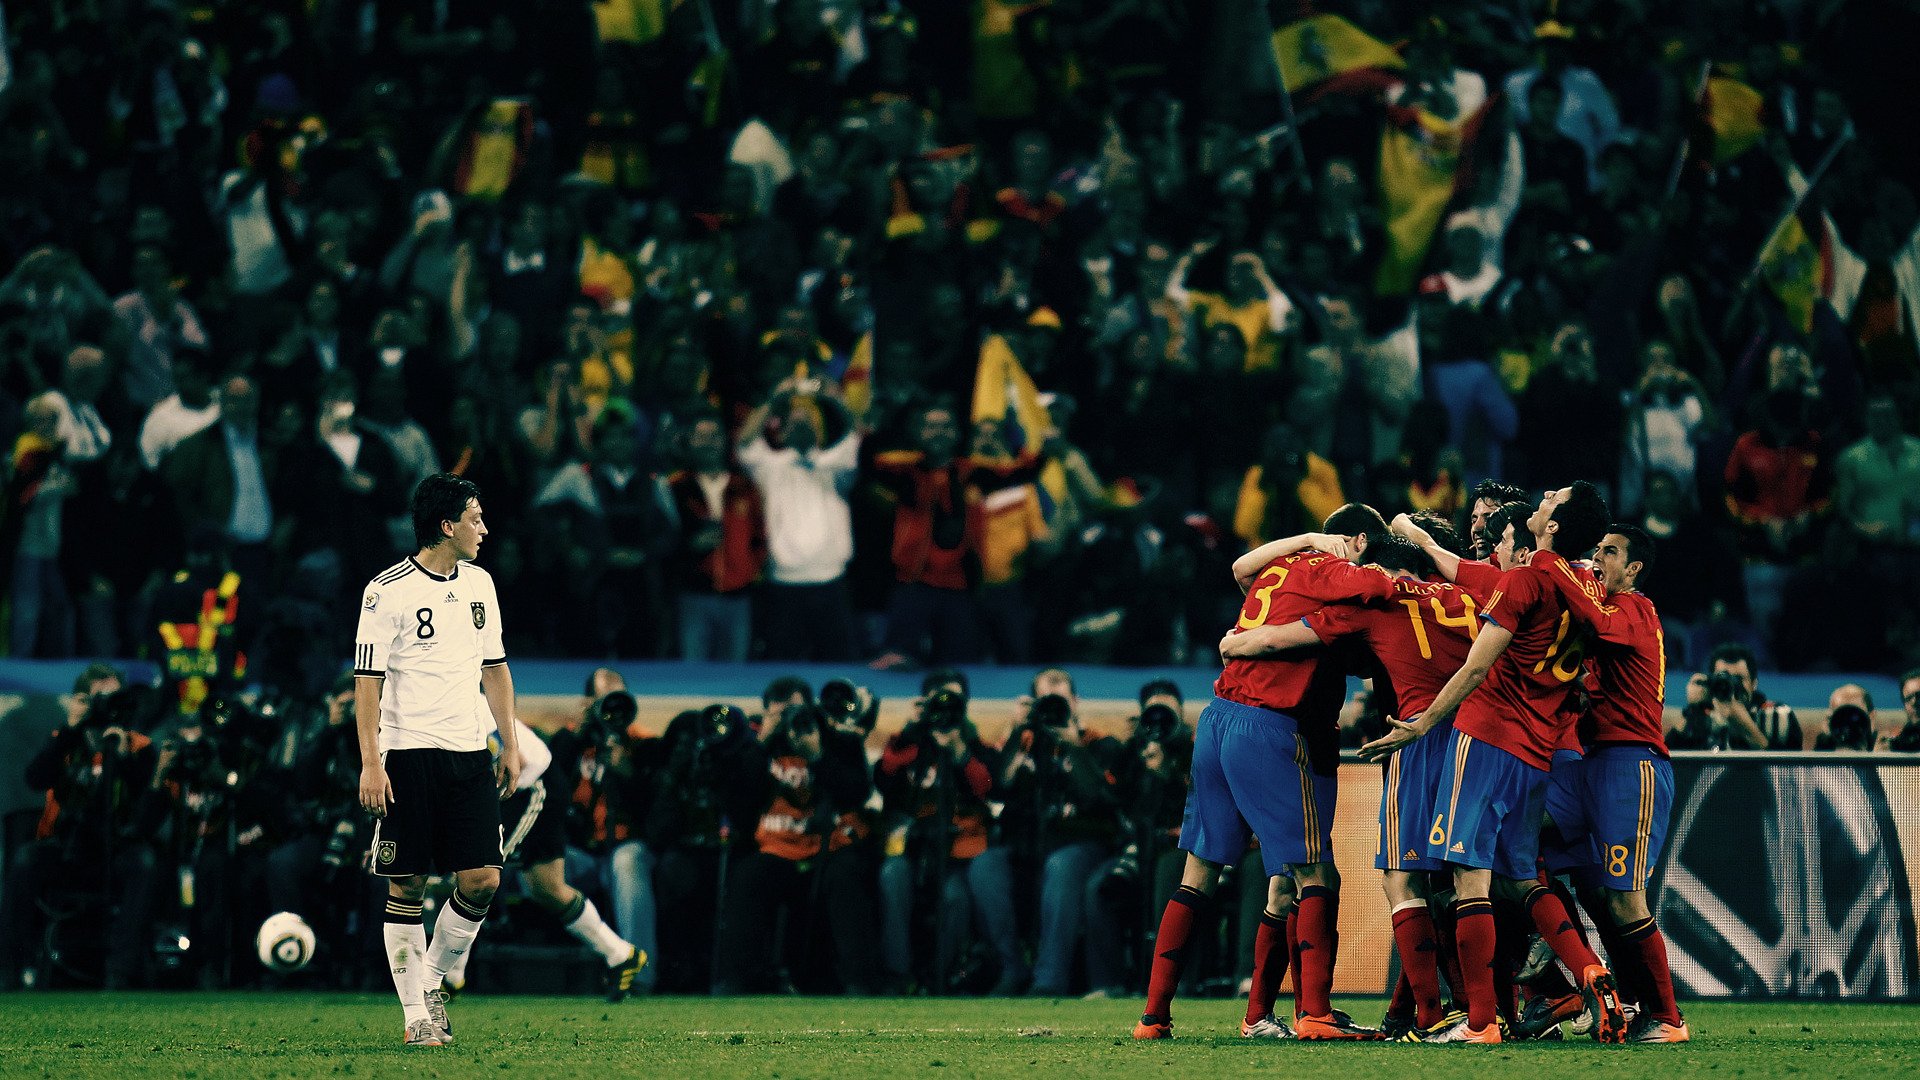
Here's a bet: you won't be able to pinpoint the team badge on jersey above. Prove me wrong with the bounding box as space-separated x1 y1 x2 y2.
377 841 397 865
472 602 487 629
364 592 379 610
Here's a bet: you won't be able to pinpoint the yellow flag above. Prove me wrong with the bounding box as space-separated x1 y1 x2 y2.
1272 14 1404 90
1374 110 1461 296
1703 75 1765 165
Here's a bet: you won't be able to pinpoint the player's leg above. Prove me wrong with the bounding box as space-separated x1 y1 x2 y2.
1241 873 1295 1037
1269 742 1358 1037
1381 729 1449 1034
374 749 441 1044
1491 809 1624 1042
1136 700 1242 1037
1590 750 1685 1042
526 856 642 984
1426 728 1505 1041
420 749 507 1036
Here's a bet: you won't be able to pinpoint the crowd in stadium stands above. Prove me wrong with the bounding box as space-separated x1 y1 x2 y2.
0 0 1916 683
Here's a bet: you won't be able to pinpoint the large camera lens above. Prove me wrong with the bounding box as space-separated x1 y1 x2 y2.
1708 671 1740 701
819 678 860 718
1029 694 1073 729
923 687 967 732
599 691 637 726
1138 703 1180 741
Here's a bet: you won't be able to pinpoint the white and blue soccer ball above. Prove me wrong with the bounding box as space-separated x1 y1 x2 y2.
256 911 317 973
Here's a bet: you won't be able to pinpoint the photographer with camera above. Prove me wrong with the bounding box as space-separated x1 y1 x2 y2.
646 703 770 992
1 677 170 990
543 669 658 996
876 670 1019 994
1083 679 1195 999
1669 643 1800 751
268 674 386 985
715 700 882 995
147 696 295 988
1815 685 1878 753
990 667 1121 997
1886 671 1920 752
753 675 815 743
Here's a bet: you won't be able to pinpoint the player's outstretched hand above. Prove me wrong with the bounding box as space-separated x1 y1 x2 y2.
496 745 522 799
360 762 394 818
1357 718 1423 762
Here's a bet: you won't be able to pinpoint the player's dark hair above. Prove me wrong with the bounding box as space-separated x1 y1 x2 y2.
921 667 970 698
1469 479 1526 508
1488 501 1533 552
412 473 482 549
1323 502 1388 541
1709 642 1758 677
1410 510 1465 557
1549 480 1611 557
1139 677 1183 706
1608 523 1655 578
1366 534 1438 579
762 675 814 708
1903 668 1920 690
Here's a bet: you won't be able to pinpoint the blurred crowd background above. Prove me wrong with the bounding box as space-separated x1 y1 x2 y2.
0 0 1917 679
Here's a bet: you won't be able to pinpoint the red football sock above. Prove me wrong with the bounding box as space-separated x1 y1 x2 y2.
1523 886 1602 974
1619 917 1682 1026
1286 911 1302 1014
1245 912 1290 1026
1390 901 1444 1028
1453 898 1498 1032
1143 886 1210 1024
1292 884 1337 1019
1388 968 1412 1017
1432 901 1464 1002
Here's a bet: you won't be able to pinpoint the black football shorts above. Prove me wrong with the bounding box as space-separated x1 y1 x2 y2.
370 747 503 877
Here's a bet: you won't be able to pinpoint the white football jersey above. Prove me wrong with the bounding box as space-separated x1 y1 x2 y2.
353 556 506 752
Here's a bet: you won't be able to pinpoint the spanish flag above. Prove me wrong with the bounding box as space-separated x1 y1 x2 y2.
1701 74 1765 165
1758 210 1834 334
971 334 1068 521
1271 13 1403 91
1374 105 1485 296
453 99 533 202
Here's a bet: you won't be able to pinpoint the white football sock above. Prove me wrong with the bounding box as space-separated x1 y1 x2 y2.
383 907 430 1027
565 897 634 965
425 891 489 988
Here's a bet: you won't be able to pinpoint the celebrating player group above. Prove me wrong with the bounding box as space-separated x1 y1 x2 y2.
1136 478 1689 1046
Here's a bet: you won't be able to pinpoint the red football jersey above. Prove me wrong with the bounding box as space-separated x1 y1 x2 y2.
1452 558 1504 605
1455 562 1589 770
1215 552 1393 719
1306 578 1481 721
1534 550 1671 755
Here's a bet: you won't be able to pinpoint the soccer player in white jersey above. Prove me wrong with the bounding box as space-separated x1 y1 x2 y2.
355 473 521 1047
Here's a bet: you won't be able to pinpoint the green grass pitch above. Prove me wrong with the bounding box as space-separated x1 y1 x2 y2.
1 994 1914 1079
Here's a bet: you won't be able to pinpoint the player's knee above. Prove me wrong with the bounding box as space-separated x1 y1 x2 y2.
459 868 501 903
389 876 428 902
1289 861 1335 889
1604 887 1649 924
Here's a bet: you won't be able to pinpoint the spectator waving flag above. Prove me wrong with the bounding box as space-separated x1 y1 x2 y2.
452 99 534 201
971 333 1067 521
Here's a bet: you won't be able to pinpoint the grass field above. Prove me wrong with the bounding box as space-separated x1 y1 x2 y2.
1 994 1914 1080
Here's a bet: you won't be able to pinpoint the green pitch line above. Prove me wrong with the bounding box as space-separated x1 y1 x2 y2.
0 994 1913 1080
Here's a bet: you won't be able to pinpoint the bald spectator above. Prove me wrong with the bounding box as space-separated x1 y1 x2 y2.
42 346 114 466
1816 684 1877 752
